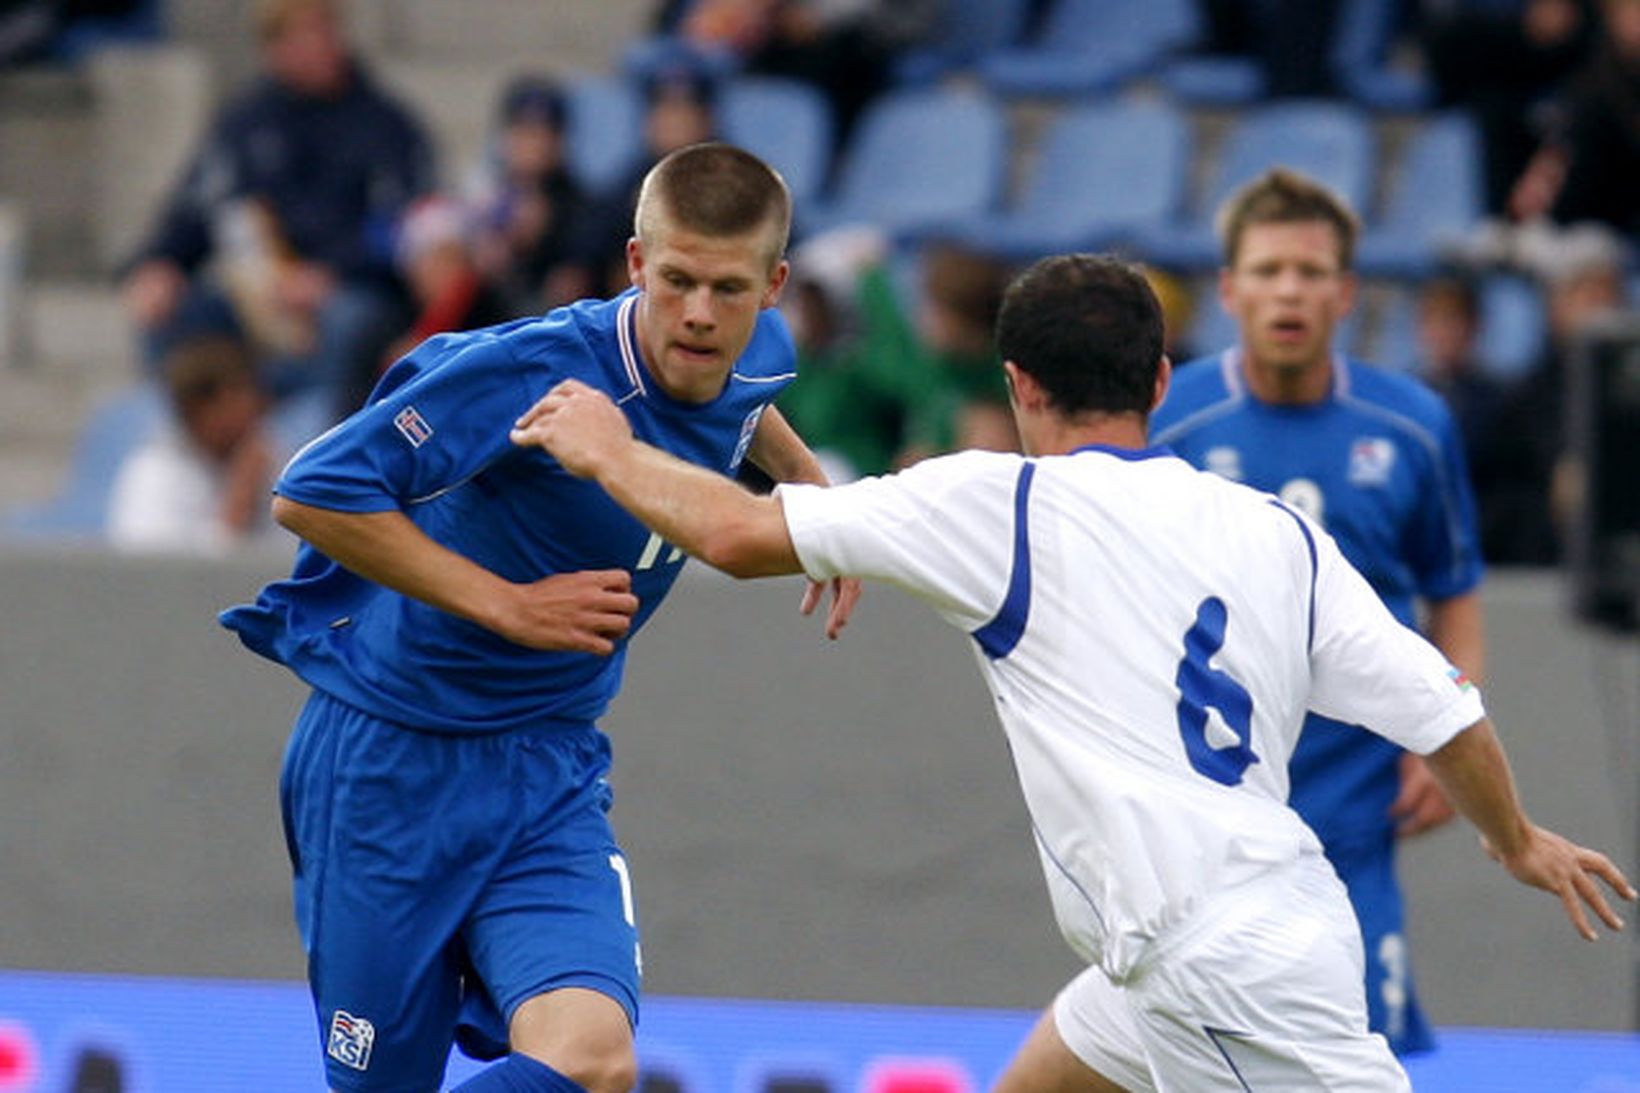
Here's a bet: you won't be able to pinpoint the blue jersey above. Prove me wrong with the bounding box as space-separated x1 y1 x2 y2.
1151 349 1484 843
221 290 796 734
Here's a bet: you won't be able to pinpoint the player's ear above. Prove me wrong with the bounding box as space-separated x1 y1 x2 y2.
626 237 645 291
1004 361 1043 411
1337 269 1360 317
1151 355 1172 415
762 258 790 309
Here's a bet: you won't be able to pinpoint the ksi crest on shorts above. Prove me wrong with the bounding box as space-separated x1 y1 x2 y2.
328 1010 376 1071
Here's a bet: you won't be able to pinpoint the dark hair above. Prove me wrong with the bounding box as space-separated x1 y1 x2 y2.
995 254 1164 417
161 334 258 413
922 242 1009 330
498 75 567 129
635 142 792 266
640 60 718 110
1215 167 1360 270
1418 269 1481 324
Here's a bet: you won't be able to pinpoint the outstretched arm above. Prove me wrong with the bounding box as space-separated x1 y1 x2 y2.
1425 717 1635 940
511 379 804 579
1395 590 1487 836
745 406 862 639
272 497 637 654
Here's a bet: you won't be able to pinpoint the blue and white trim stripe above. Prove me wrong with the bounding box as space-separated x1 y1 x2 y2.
616 295 646 401
973 461 1036 660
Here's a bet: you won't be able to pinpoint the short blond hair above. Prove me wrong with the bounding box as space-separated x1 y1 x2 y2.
1215 168 1361 270
634 142 791 271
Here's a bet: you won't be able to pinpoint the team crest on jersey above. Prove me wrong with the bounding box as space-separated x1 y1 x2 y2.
393 405 434 448
1204 445 1243 481
729 406 765 471
1348 437 1396 486
327 1010 375 1071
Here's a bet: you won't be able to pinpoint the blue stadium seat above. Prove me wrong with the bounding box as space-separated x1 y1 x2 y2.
564 75 645 198
978 0 1200 99
1134 99 1376 273
895 0 1034 84
957 98 1190 260
1357 112 1485 281
802 86 1007 242
2 381 166 542
1475 273 1547 381
1158 55 1267 107
1331 0 1434 111
718 77 834 209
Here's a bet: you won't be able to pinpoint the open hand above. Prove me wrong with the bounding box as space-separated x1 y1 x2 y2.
1486 824 1637 942
799 576 862 640
511 379 632 478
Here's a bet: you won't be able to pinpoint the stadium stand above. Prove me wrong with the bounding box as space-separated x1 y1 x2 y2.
955 96 1190 259
1134 97 1377 272
800 84 1007 242
977 0 1201 99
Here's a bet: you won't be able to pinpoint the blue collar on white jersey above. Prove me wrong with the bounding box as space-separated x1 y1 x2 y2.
1069 442 1175 461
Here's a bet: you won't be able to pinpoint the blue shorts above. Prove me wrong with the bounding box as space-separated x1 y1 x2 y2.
1322 830 1434 1056
280 691 642 1093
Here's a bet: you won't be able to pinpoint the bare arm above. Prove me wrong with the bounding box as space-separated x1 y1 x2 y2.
745 405 863 638
1426 590 1485 682
271 496 637 654
746 405 825 485
1395 589 1488 835
1424 717 1634 940
511 380 803 579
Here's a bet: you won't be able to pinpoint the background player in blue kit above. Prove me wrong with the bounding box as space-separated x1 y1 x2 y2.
1149 168 1486 1055
221 142 857 1093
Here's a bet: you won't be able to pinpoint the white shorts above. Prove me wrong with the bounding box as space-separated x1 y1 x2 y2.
1052 857 1410 1092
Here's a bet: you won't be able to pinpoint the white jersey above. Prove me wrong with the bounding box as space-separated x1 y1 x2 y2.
778 444 1484 979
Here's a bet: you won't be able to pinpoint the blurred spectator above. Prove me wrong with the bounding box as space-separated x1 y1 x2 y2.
1254 0 1345 97
0 0 152 67
1142 265 1198 365
907 241 1017 459
1410 272 1514 556
372 197 513 384
106 333 284 554
775 232 1013 480
777 227 931 480
119 0 433 418
661 1 937 140
1424 0 1596 217
1508 0 1640 237
463 74 598 314
1481 224 1627 564
584 59 721 296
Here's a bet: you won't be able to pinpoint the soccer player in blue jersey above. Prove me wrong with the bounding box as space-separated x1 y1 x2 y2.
1148 168 1486 1056
220 142 858 1093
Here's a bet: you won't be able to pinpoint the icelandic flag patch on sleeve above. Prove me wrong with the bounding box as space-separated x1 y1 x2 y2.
394 405 434 448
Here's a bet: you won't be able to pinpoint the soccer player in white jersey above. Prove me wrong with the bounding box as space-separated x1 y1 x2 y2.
510 253 1634 1092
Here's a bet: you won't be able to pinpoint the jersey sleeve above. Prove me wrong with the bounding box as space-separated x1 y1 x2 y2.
275 333 540 512
1402 398 1486 602
776 452 1019 630
1306 510 1486 753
